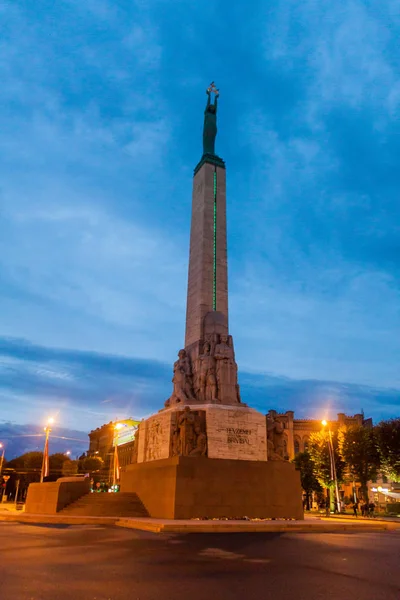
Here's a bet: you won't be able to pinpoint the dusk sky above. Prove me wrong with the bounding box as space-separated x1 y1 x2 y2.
1 1 399 455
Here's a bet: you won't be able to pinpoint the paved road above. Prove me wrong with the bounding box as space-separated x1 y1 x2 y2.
1 523 399 600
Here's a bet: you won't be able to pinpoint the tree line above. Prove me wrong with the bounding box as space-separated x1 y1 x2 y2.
2 453 104 500
293 418 400 510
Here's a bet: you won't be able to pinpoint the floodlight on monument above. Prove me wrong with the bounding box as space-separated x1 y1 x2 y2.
321 420 327 427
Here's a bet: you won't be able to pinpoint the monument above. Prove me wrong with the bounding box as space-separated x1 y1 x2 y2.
120 84 303 520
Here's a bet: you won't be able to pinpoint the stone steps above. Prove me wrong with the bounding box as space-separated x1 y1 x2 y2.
60 493 149 517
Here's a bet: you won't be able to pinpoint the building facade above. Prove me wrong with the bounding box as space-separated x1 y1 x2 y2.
88 421 136 478
267 410 398 510
267 410 372 461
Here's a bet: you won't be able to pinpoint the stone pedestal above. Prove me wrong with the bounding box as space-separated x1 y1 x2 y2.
120 405 303 520
120 456 303 520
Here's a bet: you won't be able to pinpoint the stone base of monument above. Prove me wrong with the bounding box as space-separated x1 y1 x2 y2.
120 456 303 520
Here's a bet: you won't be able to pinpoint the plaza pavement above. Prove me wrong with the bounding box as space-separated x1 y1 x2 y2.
1 521 400 600
0 502 399 532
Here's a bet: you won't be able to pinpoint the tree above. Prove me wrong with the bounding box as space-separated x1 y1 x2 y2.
338 425 380 500
62 460 79 477
375 419 400 483
293 451 322 510
49 453 69 477
308 431 346 510
79 456 103 474
6 452 44 492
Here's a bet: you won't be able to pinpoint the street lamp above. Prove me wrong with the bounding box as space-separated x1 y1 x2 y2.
40 418 54 483
0 443 5 476
322 420 341 513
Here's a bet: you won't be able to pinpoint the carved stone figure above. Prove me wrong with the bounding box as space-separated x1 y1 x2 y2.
214 334 240 404
206 366 217 403
178 406 196 456
197 342 218 403
267 415 285 460
189 425 207 456
170 409 207 457
171 426 181 457
169 349 195 406
203 82 219 156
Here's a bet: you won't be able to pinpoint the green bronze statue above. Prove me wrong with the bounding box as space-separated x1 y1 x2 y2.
203 82 219 156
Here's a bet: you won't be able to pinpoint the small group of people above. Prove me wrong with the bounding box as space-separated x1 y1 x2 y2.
352 500 376 518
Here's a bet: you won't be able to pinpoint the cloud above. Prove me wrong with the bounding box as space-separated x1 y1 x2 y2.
0 1 399 429
0 422 88 460
0 337 398 437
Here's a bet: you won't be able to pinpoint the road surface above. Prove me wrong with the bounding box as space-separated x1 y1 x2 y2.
1 523 399 600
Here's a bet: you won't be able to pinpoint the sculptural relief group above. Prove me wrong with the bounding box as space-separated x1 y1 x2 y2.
165 333 242 408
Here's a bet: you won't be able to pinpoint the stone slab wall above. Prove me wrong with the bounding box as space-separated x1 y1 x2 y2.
120 456 303 520
120 458 178 519
25 478 91 514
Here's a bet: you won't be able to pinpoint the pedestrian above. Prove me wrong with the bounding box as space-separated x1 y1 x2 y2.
369 502 375 518
325 497 330 517
352 501 359 517
361 502 366 517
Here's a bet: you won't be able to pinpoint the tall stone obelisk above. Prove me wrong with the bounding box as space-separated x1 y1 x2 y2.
185 85 228 348
166 83 242 408
120 85 303 521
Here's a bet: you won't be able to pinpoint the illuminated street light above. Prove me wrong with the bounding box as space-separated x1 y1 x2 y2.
40 417 54 483
0 443 5 476
321 420 341 513
65 451 71 456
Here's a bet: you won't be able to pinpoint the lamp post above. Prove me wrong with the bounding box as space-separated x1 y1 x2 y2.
322 420 341 513
0 443 5 501
0 443 4 476
112 423 123 488
40 418 54 483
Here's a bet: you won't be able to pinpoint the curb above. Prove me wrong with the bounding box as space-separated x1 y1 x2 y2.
0 513 119 526
1 513 399 533
115 518 397 534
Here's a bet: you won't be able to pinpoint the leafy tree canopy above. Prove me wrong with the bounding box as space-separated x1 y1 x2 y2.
375 419 400 483
293 451 322 496
79 456 103 473
308 431 345 489
338 425 380 498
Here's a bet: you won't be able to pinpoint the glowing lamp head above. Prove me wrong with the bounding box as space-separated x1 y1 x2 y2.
114 423 124 431
0 443 3 449
48 417 54 425
321 420 328 427
377 486 382 492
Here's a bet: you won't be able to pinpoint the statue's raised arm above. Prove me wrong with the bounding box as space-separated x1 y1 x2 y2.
203 82 219 156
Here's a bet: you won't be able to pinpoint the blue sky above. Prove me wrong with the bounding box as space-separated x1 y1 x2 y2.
1 1 399 455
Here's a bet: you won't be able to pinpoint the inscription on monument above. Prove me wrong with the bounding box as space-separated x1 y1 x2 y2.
220 427 251 445
207 406 267 461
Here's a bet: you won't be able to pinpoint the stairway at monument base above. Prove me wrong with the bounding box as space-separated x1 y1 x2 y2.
120 457 303 520
59 492 149 517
